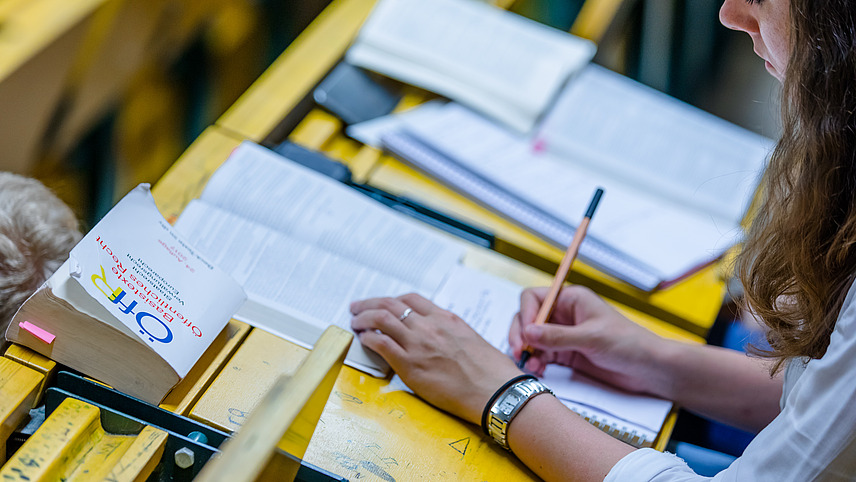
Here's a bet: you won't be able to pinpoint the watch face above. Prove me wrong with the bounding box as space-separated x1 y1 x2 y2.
500 393 521 413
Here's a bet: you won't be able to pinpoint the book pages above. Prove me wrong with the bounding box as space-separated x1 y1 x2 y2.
176 142 468 376
537 65 772 223
199 142 466 290
176 201 433 377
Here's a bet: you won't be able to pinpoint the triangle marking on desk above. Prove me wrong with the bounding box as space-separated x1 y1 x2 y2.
449 437 470 457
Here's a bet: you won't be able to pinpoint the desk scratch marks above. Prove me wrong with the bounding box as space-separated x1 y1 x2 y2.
386 409 405 419
332 451 359 471
363 443 398 467
331 451 397 482
226 408 248 428
359 460 396 482
335 391 363 404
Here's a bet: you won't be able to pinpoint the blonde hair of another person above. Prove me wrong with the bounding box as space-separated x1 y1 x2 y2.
0 172 81 333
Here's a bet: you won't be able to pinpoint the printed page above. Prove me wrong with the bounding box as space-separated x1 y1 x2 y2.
399 103 742 280
176 201 428 330
346 0 595 132
176 201 424 376
432 264 523 354
68 185 246 378
199 142 466 291
537 65 772 223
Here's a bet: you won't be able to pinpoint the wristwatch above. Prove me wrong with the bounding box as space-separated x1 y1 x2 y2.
486 377 554 450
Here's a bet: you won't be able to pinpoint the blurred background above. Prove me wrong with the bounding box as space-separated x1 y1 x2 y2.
0 0 780 228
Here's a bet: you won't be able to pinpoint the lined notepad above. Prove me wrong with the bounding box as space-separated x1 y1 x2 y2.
373 67 772 291
382 130 663 290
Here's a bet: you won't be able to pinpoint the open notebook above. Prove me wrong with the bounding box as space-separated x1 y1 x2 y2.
367 66 773 290
541 365 670 448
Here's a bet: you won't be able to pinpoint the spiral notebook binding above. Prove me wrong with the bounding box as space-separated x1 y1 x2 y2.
573 408 654 449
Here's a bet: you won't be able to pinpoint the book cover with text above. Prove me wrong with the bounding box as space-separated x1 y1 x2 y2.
66 184 246 377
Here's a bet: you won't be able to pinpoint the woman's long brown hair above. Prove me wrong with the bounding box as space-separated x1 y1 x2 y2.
736 0 856 372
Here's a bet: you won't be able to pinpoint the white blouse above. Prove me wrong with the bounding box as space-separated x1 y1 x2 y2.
605 283 856 481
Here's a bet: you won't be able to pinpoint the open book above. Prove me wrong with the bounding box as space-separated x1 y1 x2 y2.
345 0 595 133
174 142 510 377
373 66 773 290
175 142 671 447
5 185 246 404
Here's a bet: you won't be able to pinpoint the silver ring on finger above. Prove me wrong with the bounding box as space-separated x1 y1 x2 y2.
399 307 413 322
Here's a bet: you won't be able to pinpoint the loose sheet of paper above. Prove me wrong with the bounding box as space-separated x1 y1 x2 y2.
399 265 672 436
432 264 522 355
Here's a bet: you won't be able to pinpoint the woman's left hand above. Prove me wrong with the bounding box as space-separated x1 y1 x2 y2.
350 293 523 425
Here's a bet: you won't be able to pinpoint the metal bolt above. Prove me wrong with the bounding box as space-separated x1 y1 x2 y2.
174 447 195 469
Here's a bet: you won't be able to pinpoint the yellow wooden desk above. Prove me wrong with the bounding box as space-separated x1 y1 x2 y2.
216 0 377 144
0 397 168 481
47 0 171 157
0 0 105 174
213 0 728 337
150 125 701 480
213 0 623 146
0 357 42 465
3 344 57 408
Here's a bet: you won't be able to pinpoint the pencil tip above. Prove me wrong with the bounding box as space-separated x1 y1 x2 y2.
517 351 531 369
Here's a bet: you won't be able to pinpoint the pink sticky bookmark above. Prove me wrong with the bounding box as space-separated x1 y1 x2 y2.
19 321 55 344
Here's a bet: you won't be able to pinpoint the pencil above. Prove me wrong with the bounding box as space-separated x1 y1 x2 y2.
517 188 604 369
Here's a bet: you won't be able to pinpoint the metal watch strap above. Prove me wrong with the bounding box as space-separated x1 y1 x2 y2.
486 378 554 450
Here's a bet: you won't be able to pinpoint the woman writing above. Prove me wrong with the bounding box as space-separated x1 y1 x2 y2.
351 0 856 479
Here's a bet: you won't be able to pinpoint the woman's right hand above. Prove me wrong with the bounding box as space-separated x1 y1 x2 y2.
509 285 669 395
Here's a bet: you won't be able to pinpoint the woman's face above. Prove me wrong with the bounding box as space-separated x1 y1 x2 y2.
720 0 791 81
